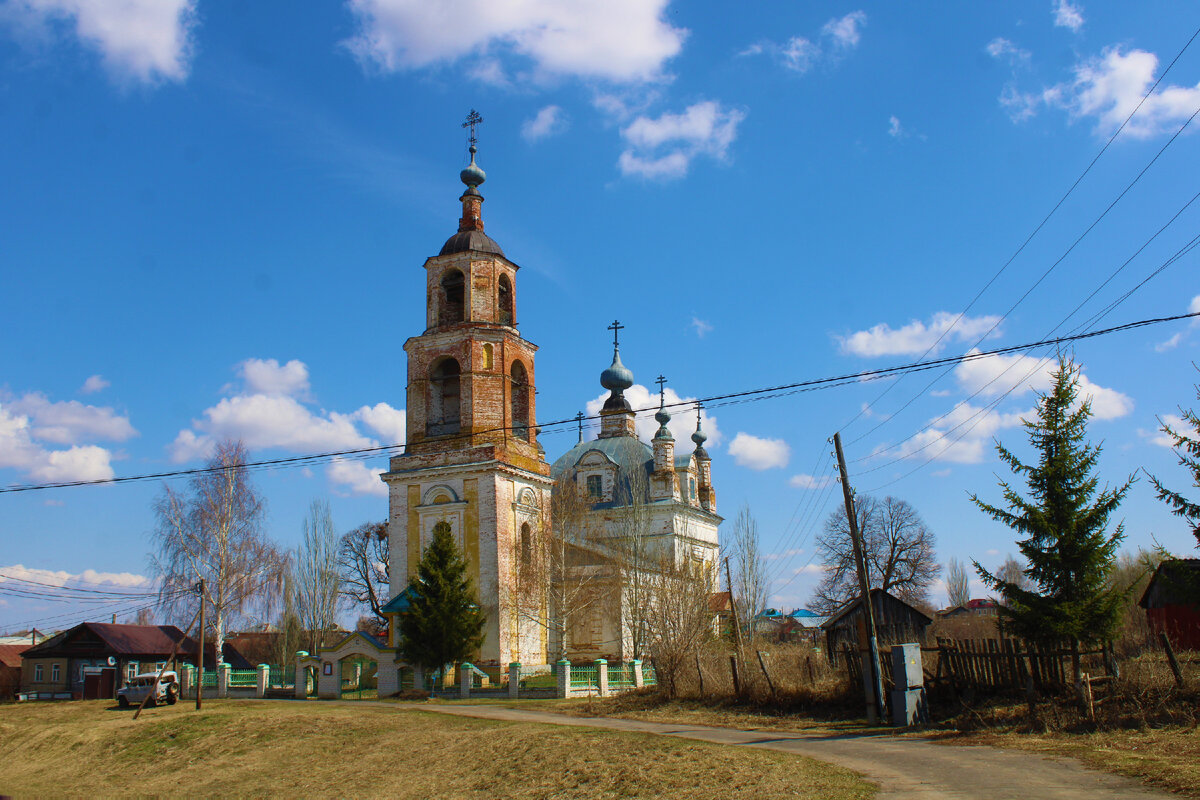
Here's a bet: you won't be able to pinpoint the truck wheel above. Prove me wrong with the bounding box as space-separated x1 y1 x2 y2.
118 696 129 709
166 688 178 705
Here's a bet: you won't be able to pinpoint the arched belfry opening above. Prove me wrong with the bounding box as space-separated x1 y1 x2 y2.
510 360 530 440
520 521 532 568
440 269 465 325
498 274 513 326
428 357 461 436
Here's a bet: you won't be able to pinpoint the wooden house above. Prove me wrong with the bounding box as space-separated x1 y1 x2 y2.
820 589 933 661
1139 558 1200 650
0 644 28 699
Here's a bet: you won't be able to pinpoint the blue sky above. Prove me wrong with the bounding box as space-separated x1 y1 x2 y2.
2 0 1199 631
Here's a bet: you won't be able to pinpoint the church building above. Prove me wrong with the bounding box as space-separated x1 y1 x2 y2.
380 123 722 669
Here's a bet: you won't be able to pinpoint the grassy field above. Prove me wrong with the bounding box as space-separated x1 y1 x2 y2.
0 700 875 799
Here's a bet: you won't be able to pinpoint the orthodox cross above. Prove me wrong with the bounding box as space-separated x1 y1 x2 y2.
655 375 667 408
462 109 484 146
608 319 624 348
695 402 704 427
575 411 585 441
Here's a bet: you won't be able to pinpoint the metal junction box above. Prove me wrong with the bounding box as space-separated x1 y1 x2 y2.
891 642 924 689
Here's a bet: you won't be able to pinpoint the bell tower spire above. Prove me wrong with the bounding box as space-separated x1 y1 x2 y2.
459 109 486 233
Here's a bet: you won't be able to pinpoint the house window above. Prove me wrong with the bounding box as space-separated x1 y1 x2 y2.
127 663 138 681
34 664 43 682
51 663 60 682
586 475 602 498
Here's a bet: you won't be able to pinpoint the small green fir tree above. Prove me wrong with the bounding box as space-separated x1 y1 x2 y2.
1147 371 1200 549
971 356 1134 663
399 521 486 673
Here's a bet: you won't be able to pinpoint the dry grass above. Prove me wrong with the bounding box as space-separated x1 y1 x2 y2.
0 700 874 799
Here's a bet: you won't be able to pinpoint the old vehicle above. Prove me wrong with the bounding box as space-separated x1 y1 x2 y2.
116 671 179 708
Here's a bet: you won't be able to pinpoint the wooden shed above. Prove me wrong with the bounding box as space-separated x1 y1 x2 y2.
820 589 933 661
1139 558 1200 650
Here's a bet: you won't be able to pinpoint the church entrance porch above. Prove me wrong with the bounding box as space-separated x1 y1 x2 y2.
307 631 400 699
339 655 378 700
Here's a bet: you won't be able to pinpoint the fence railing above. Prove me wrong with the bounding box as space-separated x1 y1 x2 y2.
608 664 636 689
569 665 599 692
268 665 295 688
229 669 258 687
201 670 217 688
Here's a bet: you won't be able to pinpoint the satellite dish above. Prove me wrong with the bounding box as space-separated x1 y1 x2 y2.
107 656 117 666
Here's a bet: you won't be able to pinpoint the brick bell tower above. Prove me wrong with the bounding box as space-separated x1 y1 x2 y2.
382 112 552 666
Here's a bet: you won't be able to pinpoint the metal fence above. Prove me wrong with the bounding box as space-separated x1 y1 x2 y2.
569 664 599 692
201 670 217 688
229 669 258 687
608 663 636 689
268 665 295 688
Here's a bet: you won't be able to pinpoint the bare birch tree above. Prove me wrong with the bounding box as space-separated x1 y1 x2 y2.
646 555 715 698
945 558 970 607
611 464 656 660
152 440 284 664
339 521 389 627
811 494 939 613
294 498 342 653
728 503 768 620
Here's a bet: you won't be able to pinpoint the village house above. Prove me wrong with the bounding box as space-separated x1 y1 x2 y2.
1139 558 1200 650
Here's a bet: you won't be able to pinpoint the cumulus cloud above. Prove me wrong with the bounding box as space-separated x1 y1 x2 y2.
585 383 720 450
1053 0 1085 33
892 402 1029 464
170 357 404 496
728 432 790 470
239 358 311 398
79 375 109 395
326 457 387 497
522 105 568 142
837 311 1002 357
4 392 136 445
743 11 866 74
343 0 685 84
986 37 1031 66
0 563 152 589
1158 295 1200 350
954 351 1133 420
0 391 136 484
617 100 745 179
1 0 196 84
1140 413 1188 449
789 473 832 490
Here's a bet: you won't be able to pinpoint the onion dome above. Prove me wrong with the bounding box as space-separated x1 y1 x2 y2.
601 350 634 392
460 144 486 188
654 393 673 441
692 408 709 459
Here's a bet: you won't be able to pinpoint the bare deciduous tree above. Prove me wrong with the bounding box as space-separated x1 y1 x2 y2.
995 555 1032 601
339 521 389 627
152 440 285 664
294 498 342 653
646 555 716 698
728 503 768 620
811 494 939 613
611 464 656 661
945 558 970 608
273 566 304 668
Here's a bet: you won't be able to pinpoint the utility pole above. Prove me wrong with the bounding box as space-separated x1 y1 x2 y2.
832 432 885 724
724 557 746 697
196 578 205 711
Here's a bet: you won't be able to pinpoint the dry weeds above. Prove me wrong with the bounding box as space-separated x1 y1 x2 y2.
0 700 874 799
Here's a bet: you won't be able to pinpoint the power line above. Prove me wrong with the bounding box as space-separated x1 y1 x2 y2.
2 309 1196 495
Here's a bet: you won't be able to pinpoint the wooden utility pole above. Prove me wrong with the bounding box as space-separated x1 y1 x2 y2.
196 578 205 711
724 558 746 696
832 432 886 724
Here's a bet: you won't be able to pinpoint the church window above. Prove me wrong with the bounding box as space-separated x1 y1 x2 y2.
482 343 494 370
510 360 530 441
586 475 602 498
520 522 532 567
440 269 465 325
427 358 461 436
498 274 513 326
689 477 697 500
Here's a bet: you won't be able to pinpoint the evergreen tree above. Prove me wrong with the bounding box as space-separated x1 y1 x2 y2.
1147 372 1200 548
971 356 1134 662
398 521 486 672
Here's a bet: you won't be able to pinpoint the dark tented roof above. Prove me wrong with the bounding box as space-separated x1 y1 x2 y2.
439 230 505 257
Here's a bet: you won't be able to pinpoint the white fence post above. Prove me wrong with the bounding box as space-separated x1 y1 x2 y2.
294 652 308 699
460 662 473 699
217 662 230 699
509 662 521 699
256 664 269 698
596 658 609 697
632 659 644 689
180 664 194 699
413 665 424 693
556 659 570 699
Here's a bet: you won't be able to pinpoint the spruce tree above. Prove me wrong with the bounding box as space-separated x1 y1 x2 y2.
1147 372 1200 548
971 356 1134 662
398 521 486 672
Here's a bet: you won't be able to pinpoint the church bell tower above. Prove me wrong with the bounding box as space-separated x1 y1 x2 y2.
382 112 552 666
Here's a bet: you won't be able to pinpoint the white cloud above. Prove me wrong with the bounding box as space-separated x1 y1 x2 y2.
352 402 406 446
986 37 1030 66
343 0 686 84
954 351 1133 420
239 358 311 398
728 432 790 471
837 311 1002 357
2 0 196 84
1156 332 1185 352
744 11 866 74
0 392 131 484
888 115 903 138
1158 294 1200 350
5 392 135 444
764 548 804 561
326 457 387 497
585 383 721 450
1053 0 1084 33
522 105 567 142
822 10 866 49
79 374 109 395
789 473 832 490
691 317 713 338
0 563 153 589
894 402 1029 464
618 100 745 179
1140 413 1188 448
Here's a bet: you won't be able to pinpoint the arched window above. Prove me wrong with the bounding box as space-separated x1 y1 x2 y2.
498 274 513 326
510 360 529 441
427 358 461 436
440 269 465 325
520 522 532 567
